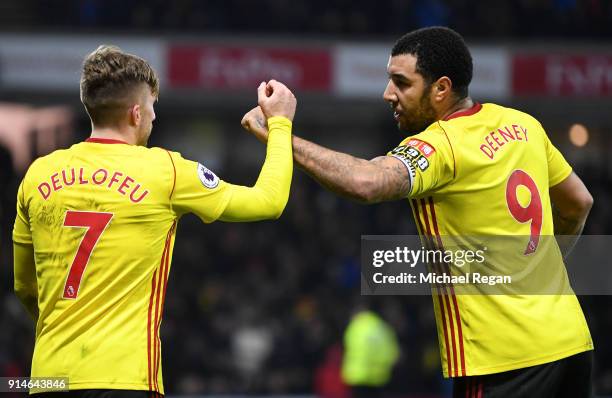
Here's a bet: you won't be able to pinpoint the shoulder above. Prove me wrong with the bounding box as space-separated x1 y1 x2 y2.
128 145 175 160
18 147 74 199
152 148 219 185
394 124 453 158
480 103 547 142
23 147 70 180
479 103 543 127
389 125 455 177
436 103 541 125
437 102 545 143
135 147 190 172
416 124 452 145
150 147 189 162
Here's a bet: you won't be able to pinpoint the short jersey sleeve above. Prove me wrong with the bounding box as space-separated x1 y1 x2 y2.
387 130 455 198
13 180 32 245
544 133 572 187
169 151 232 223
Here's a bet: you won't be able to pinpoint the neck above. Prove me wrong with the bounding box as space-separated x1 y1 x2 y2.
90 126 138 145
439 96 474 121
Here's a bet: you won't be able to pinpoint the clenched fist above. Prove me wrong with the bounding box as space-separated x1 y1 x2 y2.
257 79 297 121
241 106 269 144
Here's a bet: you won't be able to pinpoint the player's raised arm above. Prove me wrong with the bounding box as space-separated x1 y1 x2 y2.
241 106 411 204
170 81 294 223
216 80 295 221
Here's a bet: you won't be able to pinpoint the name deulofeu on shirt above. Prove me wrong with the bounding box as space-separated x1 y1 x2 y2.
36 167 149 203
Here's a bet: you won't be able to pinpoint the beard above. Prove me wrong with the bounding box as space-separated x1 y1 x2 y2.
397 86 437 134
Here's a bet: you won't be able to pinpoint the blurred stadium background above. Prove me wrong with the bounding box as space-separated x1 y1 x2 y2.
1 1 611 397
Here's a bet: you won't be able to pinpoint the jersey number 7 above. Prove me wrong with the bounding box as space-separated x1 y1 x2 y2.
506 170 542 254
62 211 113 299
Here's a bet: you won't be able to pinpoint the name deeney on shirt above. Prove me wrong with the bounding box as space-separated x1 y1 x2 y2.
37 167 149 203
479 124 528 160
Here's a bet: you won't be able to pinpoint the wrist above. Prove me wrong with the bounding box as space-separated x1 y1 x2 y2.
267 116 292 137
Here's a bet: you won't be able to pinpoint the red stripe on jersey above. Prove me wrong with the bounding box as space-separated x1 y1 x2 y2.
165 150 177 199
421 199 458 377
419 199 432 237
435 279 453 377
410 200 423 236
152 259 164 392
147 271 158 391
428 196 467 376
416 198 454 377
85 137 129 144
155 221 176 391
411 199 434 250
442 280 459 376
152 224 174 392
410 200 429 252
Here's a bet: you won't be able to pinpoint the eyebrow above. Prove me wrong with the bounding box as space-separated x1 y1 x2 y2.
388 72 412 82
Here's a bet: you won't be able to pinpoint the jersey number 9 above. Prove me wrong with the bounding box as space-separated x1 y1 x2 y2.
506 170 542 254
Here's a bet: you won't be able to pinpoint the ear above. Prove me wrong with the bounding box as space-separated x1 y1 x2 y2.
432 76 453 102
128 104 141 127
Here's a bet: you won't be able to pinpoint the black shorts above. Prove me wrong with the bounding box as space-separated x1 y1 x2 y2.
453 351 593 398
33 390 161 398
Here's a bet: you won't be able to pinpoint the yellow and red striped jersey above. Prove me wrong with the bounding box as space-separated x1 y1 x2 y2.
388 103 593 377
13 138 238 394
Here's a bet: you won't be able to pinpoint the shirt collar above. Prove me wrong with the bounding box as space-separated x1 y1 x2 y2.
85 137 129 145
443 102 482 121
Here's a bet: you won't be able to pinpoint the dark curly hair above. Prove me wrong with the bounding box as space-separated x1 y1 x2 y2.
391 27 473 99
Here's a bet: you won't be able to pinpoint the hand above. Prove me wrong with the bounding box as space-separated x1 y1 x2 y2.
241 106 269 144
257 80 297 121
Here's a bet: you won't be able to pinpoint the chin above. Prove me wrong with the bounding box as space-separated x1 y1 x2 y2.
396 121 412 134
395 116 414 133
401 119 434 135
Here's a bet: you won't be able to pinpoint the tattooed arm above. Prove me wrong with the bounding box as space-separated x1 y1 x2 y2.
293 136 411 203
241 107 410 204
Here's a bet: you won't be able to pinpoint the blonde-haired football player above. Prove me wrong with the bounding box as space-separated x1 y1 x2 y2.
14 45 295 397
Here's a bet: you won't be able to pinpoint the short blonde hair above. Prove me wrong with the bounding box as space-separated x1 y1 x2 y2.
80 45 159 125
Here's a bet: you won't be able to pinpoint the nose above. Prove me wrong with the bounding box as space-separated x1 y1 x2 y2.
382 80 396 104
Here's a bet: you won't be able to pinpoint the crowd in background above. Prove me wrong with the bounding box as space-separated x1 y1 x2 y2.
1 0 610 38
